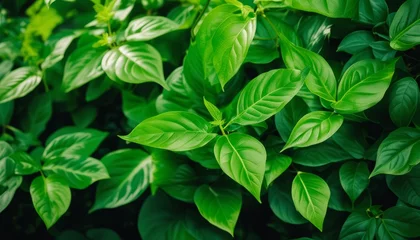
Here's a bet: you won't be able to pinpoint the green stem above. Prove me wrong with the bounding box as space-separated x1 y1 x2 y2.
42 71 49 92
107 22 112 35
219 124 227 136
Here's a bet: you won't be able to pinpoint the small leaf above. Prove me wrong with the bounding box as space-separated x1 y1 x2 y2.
43 156 109 189
121 112 217 151
214 133 266 202
194 184 242 236
389 77 419 127
0 67 42 104
389 0 420 50
291 172 330 231
30 175 71 229
282 111 344 151
125 16 179 41
203 97 223 122
102 42 168 89
371 127 420 177
90 149 152 212
339 161 370 203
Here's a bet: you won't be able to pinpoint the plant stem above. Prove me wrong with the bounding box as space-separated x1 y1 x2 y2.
219 124 227 136
42 71 49 92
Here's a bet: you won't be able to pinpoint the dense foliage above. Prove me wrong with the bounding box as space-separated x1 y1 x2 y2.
1 0 420 239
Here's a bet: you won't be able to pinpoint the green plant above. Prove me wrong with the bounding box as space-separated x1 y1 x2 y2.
1 0 420 239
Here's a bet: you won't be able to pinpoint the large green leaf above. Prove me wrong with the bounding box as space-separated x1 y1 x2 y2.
43 128 108 161
339 161 370 203
387 164 420 207
9 151 41 175
125 16 179 41
62 45 106 92
273 0 358 18
227 69 303 126
332 59 397 114
120 111 217 151
389 77 419 127
43 156 109 189
389 0 420 50
279 35 337 102
194 184 242 236
371 127 420 177
101 42 168 89
212 7 256 89
0 176 22 213
291 172 330 231
214 133 266 202
30 175 71 229
357 0 388 25
377 206 420 239
337 31 375 54
339 211 377 240
90 149 152 212
282 111 344 151
0 67 42 104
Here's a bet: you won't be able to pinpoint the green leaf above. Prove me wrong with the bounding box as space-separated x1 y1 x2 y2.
264 150 291 187
9 151 41 175
339 161 370 203
371 127 420 177
42 156 109 189
0 176 22 213
0 67 42 104
185 141 220 169
214 133 266 202
125 16 179 41
389 77 419 127
339 211 377 240
86 228 122 240
43 128 108 161
120 111 217 151
160 163 200 203
71 106 97 128
42 31 79 69
228 69 304 126
358 0 388 25
377 206 420 239
102 42 168 89
370 41 397 61
62 45 106 92
337 31 375 54
291 172 330 231
282 111 344 151
332 59 397 114
203 97 223 122
85 77 113 102
30 175 71 229
21 93 52 137
212 7 256 89
194 184 242 236
389 0 420 51
279 35 337 102
387 164 420 207
274 0 358 18
90 149 152 212
296 15 331 53
268 178 307 225
0 101 13 126
331 123 367 159
275 97 309 142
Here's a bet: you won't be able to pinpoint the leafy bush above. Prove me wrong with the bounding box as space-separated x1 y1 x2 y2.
1 0 420 239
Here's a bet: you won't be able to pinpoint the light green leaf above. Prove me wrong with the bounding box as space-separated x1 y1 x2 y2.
371 127 420 177
274 0 358 18
339 161 370 203
30 175 71 229
212 8 256 89
125 16 179 41
214 133 266 202
0 176 22 213
282 111 344 151
332 59 397 114
9 151 41 175
62 45 106 92
102 42 168 89
339 211 377 240
387 164 420 207
389 0 420 51
120 111 217 151
264 150 291 187
337 31 375 54
43 156 109 189
358 0 388 25
292 172 330 231
228 69 304 126
90 149 152 212
43 129 108 161
377 206 420 239
279 35 337 102
203 97 223 122
389 77 419 127
42 31 79 69
194 185 242 236
0 67 42 104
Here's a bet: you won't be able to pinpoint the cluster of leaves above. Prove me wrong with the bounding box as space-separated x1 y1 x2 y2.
1 0 420 239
